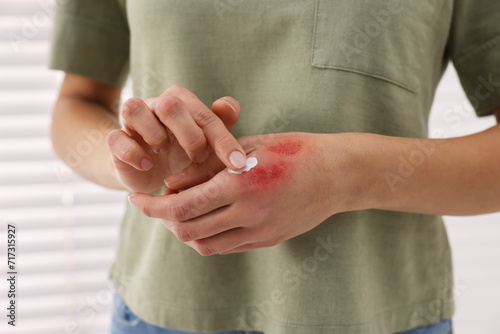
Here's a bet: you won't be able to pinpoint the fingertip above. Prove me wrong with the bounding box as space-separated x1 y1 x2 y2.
229 150 247 170
106 130 117 147
156 95 185 115
212 97 237 112
122 97 147 118
122 96 142 109
211 97 240 126
221 97 240 113
140 158 153 171
220 99 237 113
128 195 138 208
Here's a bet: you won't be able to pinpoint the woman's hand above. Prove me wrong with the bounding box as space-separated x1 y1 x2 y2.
128 133 361 255
106 85 247 193
127 121 500 248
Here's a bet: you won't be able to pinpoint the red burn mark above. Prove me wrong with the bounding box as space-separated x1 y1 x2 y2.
266 140 303 156
249 163 286 186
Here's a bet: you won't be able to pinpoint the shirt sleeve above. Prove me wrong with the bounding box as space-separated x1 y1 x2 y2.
49 0 130 87
447 0 500 117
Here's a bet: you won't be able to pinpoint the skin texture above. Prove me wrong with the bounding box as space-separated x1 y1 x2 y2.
243 139 304 188
129 133 337 256
130 111 500 256
50 74 123 188
266 140 303 156
51 79 500 256
106 86 248 192
51 74 246 193
247 163 287 187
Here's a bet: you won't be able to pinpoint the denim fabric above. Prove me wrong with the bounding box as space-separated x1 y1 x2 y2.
110 293 263 334
111 291 452 334
396 319 453 334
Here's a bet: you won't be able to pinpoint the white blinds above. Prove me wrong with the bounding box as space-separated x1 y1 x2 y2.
0 1 127 333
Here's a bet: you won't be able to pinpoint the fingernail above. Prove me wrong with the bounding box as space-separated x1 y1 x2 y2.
165 172 184 185
128 196 137 208
195 150 209 163
140 158 153 171
230 151 247 169
221 99 237 113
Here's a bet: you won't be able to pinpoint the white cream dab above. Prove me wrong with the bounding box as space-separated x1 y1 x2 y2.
228 157 258 174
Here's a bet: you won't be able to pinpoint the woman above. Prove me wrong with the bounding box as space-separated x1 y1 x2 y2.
49 1 500 333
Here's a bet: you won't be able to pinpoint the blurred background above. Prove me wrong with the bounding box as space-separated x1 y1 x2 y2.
0 1 499 333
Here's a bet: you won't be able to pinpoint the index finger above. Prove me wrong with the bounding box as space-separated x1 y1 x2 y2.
129 171 233 221
162 86 248 170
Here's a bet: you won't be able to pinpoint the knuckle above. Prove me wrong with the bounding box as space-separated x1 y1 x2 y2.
191 188 209 208
193 241 214 257
259 225 285 247
160 219 172 229
193 108 218 128
237 135 253 149
119 145 136 163
141 205 154 218
122 97 144 118
201 179 223 202
148 130 167 148
164 85 184 95
262 239 280 248
256 221 278 240
106 130 120 149
157 96 184 118
171 223 193 242
168 202 190 222
186 131 206 154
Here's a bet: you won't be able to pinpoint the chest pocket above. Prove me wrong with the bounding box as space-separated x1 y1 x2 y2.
311 0 439 93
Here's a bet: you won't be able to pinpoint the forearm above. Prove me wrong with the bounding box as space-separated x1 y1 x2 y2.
329 123 500 216
51 97 125 190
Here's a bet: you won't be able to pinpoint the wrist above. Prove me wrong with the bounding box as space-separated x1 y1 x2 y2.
319 133 382 214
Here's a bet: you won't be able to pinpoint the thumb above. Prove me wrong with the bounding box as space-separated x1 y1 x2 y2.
211 96 240 132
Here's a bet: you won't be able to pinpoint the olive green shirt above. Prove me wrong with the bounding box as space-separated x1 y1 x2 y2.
50 1 500 333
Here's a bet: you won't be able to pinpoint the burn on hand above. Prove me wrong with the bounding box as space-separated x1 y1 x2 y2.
241 139 304 188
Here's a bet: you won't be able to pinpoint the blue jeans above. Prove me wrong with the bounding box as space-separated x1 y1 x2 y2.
397 319 453 334
110 293 261 334
111 293 452 334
